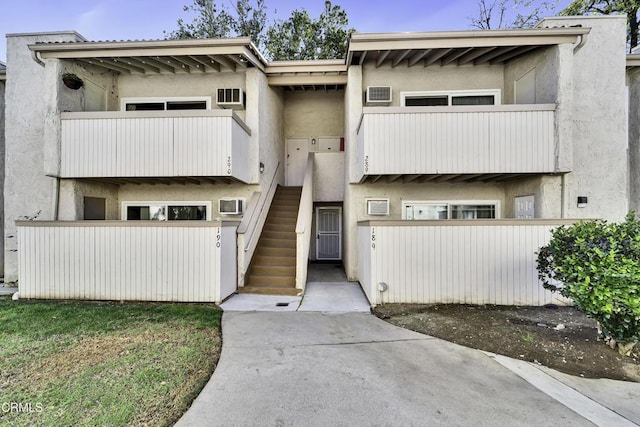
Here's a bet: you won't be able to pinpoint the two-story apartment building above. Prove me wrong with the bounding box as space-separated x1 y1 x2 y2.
3 15 631 306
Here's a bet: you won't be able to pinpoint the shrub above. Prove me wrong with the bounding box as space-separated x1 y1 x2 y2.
537 213 640 356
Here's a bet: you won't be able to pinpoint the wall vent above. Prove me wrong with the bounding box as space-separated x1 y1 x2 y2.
366 86 392 105
219 198 244 215
367 199 390 216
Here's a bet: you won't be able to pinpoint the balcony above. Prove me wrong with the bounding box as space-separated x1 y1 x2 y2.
355 105 560 183
60 110 255 184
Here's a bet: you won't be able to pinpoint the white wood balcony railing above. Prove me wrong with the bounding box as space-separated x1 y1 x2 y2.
60 110 254 183
356 105 559 181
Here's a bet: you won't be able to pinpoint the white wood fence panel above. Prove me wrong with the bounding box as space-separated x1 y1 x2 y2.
17 222 238 302
60 111 253 182
358 220 574 306
356 105 556 180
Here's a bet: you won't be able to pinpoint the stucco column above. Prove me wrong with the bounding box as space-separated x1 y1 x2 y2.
343 65 362 280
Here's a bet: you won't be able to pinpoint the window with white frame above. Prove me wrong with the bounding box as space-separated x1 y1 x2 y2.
401 90 501 107
122 202 211 221
121 97 211 111
403 201 499 220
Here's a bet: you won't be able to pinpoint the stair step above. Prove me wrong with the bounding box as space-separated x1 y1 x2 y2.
258 238 296 249
250 265 296 276
266 216 297 224
239 286 300 296
261 231 296 240
251 255 296 266
256 247 296 257
246 275 295 287
263 223 296 233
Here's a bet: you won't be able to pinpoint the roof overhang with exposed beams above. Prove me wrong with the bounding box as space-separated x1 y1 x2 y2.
29 37 267 74
347 27 590 68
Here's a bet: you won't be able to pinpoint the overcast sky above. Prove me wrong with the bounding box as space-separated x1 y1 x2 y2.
0 0 574 62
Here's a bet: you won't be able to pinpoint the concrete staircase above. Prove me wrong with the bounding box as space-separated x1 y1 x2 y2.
240 186 302 296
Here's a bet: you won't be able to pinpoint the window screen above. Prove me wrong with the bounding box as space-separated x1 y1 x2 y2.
451 95 495 106
405 96 448 107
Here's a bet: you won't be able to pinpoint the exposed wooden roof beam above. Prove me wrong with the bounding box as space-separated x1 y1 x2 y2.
133 56 176 73
358 51 367 65
372 175 384 183
119 57 160 73
387 174 403 183
107 58 146 73
490 45 539 64
76 58 131 74
473 46 516 65
455 47 496 65
434 174 461 183
403 174 422 183
165 56 192 73
73 58 120 74
227 54 248 68
208 55 236 71
376 50 391 67
188 55 219 72
441 48 473 66
408 49 431 67
450 174 484 183
391 49 411 67
424 48 452 66
418 175 440 183
170 55 206 72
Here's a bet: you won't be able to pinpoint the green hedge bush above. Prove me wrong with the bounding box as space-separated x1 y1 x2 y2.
537 213 640 355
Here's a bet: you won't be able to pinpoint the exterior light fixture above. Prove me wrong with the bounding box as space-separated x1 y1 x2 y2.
259 162 265 173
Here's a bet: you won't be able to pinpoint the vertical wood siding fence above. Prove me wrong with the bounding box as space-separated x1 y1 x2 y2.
356 105 557 181
358 220 576 306
17 221 238 303
60 110 254 183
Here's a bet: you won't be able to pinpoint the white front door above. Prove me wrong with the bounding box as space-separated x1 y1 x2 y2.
286 138 309 186
316 207 342 260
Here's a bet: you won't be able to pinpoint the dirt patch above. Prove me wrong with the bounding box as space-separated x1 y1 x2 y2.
373 304 640 382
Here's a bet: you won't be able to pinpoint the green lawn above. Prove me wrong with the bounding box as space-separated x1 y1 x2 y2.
0 297 222 426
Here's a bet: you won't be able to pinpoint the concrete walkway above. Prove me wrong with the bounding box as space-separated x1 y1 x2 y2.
176 310 640 426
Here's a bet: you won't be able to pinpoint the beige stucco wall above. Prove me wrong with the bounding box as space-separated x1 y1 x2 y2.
503 176 563 218
58 180 119 220
118 183 257 220
117 72 247 120
284 90 344 138
4 32 84 282
542 16 628 221
249 68 285 188
363 62 505 106
504 45 562 105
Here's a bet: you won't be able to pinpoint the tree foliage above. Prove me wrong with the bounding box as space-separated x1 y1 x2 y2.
165 0 235 40
265 1 355 60
166 0 354 60
561 0 640 52
470 0 558 29
537 214 640 356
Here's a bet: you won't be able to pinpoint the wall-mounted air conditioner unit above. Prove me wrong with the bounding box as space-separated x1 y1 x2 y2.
216 88 245 109
366 86 392 105
367 199 390 216
219 198 244 215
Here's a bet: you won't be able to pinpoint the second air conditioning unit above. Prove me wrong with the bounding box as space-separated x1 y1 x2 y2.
219 198 244 215
366 86 392 105
217 88 245 109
